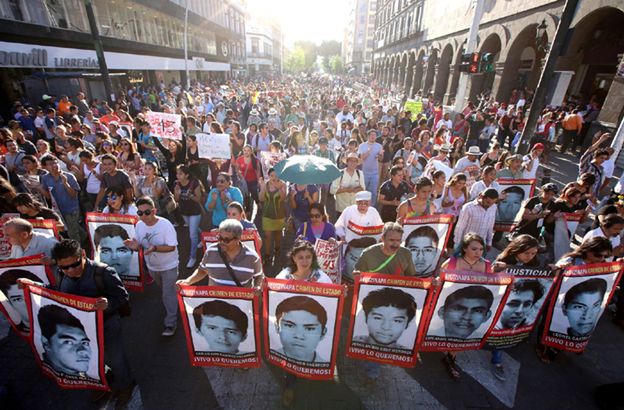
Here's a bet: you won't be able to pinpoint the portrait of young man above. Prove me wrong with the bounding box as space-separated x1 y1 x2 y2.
353 287 417 350
38 304 92 377
404 226 440 277
496 279 545 330
560 278 607 338
192 300 250 354
93 224 135 278
0 269 43 331
273 295 329 363
429 285 494 339
496 186 526 224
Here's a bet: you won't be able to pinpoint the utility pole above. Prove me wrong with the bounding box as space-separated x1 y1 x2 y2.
516 0 580 154
83 0 114 101
183 0 190 90
453 0 485 113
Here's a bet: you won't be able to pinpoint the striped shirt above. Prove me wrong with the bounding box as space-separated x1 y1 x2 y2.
453 199 498 246
199 243 263 287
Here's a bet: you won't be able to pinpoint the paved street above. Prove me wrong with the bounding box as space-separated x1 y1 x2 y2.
2 153 623 410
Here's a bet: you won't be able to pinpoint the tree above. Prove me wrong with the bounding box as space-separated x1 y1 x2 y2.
284 47 305 73
329 55 343 74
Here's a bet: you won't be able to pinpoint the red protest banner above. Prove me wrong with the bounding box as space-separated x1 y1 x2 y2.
24 283 109 391
487 266 558 349
402 214 454 277
86 213 145 292
346 273 434 367
0 254 55 338
494 179 536 232
540 261 623 353
263 278 345 380
314 239 342 284
27 219 60 239
177 285 261 368
420 270 513 352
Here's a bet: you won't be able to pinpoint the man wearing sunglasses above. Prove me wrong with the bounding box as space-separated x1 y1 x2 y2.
124 197 180 337
177 219 263 289
18 239 133 405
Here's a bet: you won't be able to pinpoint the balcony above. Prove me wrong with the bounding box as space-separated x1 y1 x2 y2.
247 51 273 59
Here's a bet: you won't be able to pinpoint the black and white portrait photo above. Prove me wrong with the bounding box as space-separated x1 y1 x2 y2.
0 262 49 334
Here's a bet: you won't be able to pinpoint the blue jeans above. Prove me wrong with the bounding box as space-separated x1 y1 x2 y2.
491 348 503 365
183 214 201 259
364 172 379 207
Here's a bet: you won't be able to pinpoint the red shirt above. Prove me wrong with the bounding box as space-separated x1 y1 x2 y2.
236 156 258 182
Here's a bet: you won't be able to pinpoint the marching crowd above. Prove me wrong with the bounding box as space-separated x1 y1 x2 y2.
2 73 622 408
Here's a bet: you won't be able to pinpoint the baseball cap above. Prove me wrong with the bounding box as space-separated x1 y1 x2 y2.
319 137 329 144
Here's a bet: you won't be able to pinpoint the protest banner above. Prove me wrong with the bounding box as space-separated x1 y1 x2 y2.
314 239 342 284
196 133 231 160
403 99 423 120
0 254 54 337
343 222 384 282
27 219 60 239
260 151 286 178
487 266 557 349
402 214 453 277
346 273 434 366
264 278 345 380
420 270 513 352
494 179 536 232
540 261 623 353
24 283 109 391
86 213 144 292
0 213 20 259
201 230 261 261
145 111 183 140
553 213 583 261
178 285 261 368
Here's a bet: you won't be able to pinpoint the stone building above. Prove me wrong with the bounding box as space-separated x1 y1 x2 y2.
371 0 624 136
343 0 378 74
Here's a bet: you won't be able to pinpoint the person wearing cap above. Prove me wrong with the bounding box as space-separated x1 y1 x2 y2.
522 143 544 179
314 137 336 163
247 108 262 127
496 154 524 179
453 188 499 249
453 146 481 175
330 152 365 214
511 183 558 239
334 190 383 282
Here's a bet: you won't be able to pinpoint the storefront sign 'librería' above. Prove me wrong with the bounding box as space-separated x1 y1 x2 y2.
0 48 99 69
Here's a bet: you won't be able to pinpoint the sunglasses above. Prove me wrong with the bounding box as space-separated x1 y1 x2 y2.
310 213 322 219
218 235 236 243
106 194 118 201
136 209 153 216
58 258 82 271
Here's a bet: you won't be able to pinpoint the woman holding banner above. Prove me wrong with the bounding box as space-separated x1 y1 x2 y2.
396 177 436 224
439 233 492 379
535 237 613 364
296 203 337 243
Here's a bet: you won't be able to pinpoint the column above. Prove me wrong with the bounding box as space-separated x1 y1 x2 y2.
444 66 457 105
429 64 440 97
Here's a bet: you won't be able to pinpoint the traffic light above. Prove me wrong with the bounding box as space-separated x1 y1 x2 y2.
469 52 480 73
480 53 495 73
459 53 480 73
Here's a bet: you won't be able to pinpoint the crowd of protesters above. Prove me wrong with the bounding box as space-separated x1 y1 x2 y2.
2 73 622 408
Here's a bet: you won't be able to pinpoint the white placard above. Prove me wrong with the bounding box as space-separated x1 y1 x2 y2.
196 133 231 160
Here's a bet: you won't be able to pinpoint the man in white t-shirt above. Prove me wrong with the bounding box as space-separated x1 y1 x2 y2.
581 214 624 260
125 196 180 336
522 143 544 179
335 105 355 133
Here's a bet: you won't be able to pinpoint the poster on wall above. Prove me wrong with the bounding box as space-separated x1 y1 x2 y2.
24 283 109 391
86 213 144 292
540 261 622 353
264 278 345 380
346 273 434 367
178 285 261 368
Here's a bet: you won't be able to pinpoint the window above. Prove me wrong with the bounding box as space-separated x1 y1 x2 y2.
252 38 259 54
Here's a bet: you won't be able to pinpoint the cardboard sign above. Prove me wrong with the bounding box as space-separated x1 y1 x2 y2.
196 133 231 160
146 111 183 140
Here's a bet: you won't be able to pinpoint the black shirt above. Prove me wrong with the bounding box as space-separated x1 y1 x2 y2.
544 200 576 234
513 196 554 238
379 180 410 222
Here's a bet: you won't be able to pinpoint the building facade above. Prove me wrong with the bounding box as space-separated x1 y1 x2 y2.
245 16 283 75
372 0 624 134
342 0 377 75
0 0 245 112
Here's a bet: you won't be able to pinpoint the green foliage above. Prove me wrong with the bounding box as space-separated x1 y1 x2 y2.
284 40 343 73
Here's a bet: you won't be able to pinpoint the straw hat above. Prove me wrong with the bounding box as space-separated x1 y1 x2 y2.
342 152 362 165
